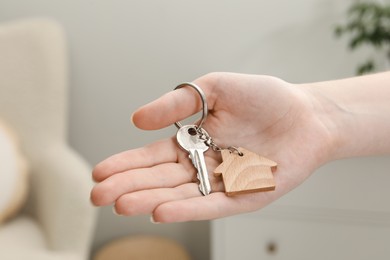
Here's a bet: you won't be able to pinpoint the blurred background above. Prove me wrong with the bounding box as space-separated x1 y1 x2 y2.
1 0 389 260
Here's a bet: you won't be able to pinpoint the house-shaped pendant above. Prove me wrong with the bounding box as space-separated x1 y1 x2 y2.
214 147 277 196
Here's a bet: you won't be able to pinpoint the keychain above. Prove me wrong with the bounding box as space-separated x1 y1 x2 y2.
174 82 277 196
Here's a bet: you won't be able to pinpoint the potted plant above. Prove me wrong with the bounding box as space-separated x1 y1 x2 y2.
335 0 390 74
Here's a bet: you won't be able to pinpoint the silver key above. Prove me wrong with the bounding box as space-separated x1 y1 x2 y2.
176 125 211 195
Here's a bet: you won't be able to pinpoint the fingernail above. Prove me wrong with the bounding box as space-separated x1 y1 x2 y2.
130 112 135 126
150 215 160 224
112 206 121 216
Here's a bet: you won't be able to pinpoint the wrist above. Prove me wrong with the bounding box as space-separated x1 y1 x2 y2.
297 82 351 163
299 73 390 160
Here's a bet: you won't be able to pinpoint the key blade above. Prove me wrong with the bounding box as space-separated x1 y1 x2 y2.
176 125 211 196
191 149 211 196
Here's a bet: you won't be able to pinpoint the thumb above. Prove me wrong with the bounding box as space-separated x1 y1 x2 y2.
131 82 209 130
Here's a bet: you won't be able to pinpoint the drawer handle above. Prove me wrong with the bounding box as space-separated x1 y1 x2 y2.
266 241 278 255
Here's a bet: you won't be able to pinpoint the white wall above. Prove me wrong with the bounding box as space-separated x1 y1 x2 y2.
1 1 385 259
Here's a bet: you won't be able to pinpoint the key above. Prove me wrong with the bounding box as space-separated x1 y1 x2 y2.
176 125 211 195
172 82 277 197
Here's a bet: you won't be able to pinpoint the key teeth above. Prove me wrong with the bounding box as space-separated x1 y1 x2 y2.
193 149 211 196
196 172 211 196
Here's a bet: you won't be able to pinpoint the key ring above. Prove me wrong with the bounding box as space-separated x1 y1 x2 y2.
174 82 208 130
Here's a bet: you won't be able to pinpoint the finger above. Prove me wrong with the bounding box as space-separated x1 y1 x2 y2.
132 88 203 130
92 138 178 182
152 191 275 223
114 183 201 216
91 162 195 206
131 75 219 130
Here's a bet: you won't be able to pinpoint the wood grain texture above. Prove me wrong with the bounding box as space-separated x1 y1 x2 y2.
214 147 277 196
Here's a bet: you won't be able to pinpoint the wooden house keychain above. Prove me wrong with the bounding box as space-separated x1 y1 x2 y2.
174 82 277 196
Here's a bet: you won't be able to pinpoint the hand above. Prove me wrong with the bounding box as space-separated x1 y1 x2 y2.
90 72 335 223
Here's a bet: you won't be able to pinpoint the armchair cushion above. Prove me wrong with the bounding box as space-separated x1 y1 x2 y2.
0 119 28 223
0 216 80 260
0 18 96 259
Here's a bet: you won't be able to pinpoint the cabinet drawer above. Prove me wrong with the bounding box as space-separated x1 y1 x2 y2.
212 214 390 260
212 156 390 259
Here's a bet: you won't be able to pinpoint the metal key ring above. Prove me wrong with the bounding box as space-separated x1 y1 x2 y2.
174 82 208 130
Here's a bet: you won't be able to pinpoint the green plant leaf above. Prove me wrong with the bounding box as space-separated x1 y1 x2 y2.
334 0 390 74
357 60 375 75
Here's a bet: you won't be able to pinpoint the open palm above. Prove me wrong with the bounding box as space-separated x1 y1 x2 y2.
91 72 334 223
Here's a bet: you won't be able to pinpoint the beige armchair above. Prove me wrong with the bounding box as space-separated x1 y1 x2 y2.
0 18 96 259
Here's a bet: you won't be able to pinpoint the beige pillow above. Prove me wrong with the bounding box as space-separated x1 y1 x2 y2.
0 120 28 223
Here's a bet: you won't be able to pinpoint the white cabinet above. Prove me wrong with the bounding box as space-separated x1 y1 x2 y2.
212 156 390 260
